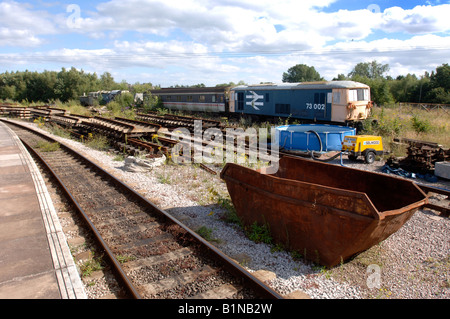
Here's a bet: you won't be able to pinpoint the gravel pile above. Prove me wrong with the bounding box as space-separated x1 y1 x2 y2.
16 120 450 299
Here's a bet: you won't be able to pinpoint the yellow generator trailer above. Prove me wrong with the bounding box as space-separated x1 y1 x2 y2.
342 135 383 164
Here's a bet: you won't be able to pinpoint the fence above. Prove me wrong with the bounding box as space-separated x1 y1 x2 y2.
398 102 449 113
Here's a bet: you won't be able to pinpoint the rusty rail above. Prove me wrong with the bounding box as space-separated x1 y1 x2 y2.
417 183 450 217
2 119 283 299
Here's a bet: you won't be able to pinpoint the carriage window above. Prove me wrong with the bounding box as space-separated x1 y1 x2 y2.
212 95 216 103
166 96 171 101
187 96 193 102
199 95 205 102
177 96 182 102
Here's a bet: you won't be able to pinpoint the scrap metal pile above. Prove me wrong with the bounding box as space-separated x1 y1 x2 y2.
387 138 449 175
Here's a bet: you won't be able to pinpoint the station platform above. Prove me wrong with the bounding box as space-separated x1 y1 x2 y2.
0 120 86 299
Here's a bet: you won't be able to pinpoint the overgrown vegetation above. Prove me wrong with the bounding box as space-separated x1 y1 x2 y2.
361 104 449 154
246 222 273 245
83 133 110 151
35 140 60 152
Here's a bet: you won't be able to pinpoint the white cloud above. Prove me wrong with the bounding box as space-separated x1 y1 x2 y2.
0 1 57 47
380 5 450 34
1 1 450 86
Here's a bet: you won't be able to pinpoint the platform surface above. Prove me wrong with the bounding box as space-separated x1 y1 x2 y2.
0 120 86 299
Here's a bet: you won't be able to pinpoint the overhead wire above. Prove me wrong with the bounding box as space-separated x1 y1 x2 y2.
2 44 450 62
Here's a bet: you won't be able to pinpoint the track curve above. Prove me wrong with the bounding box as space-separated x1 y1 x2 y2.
2 119 282 300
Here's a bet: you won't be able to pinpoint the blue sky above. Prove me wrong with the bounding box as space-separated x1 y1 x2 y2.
1 0 449 87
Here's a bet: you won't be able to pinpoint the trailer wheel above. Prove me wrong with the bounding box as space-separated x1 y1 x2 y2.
364 151 376 164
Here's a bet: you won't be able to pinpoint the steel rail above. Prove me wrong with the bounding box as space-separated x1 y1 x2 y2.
20 136 142 299
3 119 283 299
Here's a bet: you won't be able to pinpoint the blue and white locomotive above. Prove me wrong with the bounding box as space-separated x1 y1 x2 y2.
150 81 372 125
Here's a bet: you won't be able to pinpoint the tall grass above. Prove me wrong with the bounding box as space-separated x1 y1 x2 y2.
362 104 449 156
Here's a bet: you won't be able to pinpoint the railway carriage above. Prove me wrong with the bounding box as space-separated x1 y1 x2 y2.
149 87 229 113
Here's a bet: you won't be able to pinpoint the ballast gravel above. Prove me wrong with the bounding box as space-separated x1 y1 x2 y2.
16 120 450 299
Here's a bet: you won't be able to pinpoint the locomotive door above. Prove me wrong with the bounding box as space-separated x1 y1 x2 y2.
237 92 244 111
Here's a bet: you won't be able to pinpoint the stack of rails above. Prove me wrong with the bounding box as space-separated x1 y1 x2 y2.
0 104 30 119
29 107 68 122
77 116 159 139
113 138 171 158
49 114 93 129
113 117 162 136
136 113 222 131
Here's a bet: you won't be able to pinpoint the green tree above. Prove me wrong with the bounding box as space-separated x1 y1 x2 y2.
348 60 390 79
390 74 419 102
100 72 116 91
282 64 323 83
114 92 135 108
424 64 450 103
333 74 348 81
54 67 84 102
431 63 450 90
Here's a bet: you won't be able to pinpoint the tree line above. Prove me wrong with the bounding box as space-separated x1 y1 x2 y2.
0 67 154 104
282 61 450 105
1 62 449 106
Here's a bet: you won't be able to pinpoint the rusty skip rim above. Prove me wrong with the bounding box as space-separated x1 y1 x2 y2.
221 162 429 221
4 119 283 300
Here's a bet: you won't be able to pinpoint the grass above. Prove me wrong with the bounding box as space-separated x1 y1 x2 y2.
157 170 172 184
78 256 104 277
362 104 449 157
83 133 110 151
195 226 221 243
35 140 60 152
246 222 273 245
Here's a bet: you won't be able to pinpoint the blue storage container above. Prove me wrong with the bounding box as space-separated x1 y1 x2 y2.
276 124 356 152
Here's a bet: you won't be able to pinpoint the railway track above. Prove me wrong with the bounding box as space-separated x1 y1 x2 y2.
2 119 282 300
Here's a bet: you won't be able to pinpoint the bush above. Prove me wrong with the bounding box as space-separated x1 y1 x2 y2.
411 116 431 134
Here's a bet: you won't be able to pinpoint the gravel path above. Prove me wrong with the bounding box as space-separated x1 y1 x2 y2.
14 120 450 299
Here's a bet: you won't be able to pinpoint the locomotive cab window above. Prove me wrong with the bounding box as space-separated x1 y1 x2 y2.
333 92 341 104
349 89 369 102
